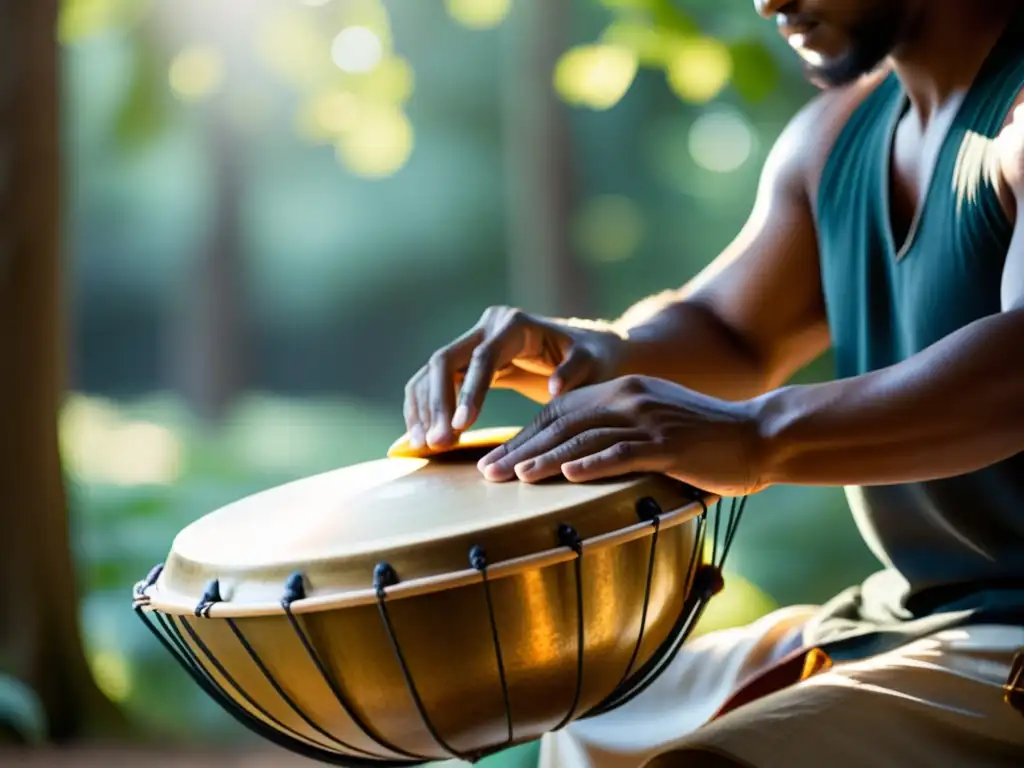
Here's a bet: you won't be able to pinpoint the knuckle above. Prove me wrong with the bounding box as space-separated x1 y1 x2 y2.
631 394 658 415
618 375 649 396
469 343 495 366
428 350 448 370
563 433 587 453
404 368 425 396
610 441 633 461
505 308 526 327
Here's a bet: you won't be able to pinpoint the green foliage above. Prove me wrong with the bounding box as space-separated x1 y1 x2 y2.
728 38 782 103
112 34 172 150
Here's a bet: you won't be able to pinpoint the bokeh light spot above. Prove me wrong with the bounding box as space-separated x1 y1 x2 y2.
59 0 127 44
335 106 414 178
331 26 383 73
689 109 755 173
89 649 133 703
359 56 415 104
60 396 183 486
306 91 360 138
572 195 645 263
168 45 225 103
445 0 512 30
692 572 778 637
666 37 732 104
554 44 638 111
257 8 333 89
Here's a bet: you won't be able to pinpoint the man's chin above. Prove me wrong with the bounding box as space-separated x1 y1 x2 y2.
802 58 884 90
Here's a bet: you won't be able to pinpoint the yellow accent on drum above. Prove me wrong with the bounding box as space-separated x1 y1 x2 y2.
386 426 522 459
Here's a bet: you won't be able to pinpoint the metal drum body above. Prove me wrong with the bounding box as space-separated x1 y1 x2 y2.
134 447 719 765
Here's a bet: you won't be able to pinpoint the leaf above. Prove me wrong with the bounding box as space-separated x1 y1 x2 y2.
596 0 698 35
727 38 780 103
113 34 171 150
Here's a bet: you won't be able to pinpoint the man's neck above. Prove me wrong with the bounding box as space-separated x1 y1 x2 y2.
890 0 1017 123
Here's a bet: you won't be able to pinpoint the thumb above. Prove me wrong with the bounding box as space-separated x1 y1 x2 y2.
548 346 594 397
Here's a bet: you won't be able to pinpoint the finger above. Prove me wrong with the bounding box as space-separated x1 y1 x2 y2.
424 331 482 448
481 407 625 480
512 429 645 483
548 346 594 397
456 340 517 431
561 441 665 483
476 396 572 471
403 368 428 449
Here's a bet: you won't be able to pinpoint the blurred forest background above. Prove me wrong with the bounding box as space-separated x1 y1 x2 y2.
3 0 882 761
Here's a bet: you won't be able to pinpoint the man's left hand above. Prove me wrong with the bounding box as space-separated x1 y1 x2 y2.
477 375 768 496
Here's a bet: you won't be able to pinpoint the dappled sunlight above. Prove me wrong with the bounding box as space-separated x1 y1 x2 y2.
554 44 639 111
331 25 384 74
353 55 415 105
689 108 756 173
445 0 512 31
295 88 360 141
665 37 733 104
59 0 142 44
60 396 184 487
256 5 335 90
89 649 133 704
334 102 415 178
168 45 224 103
692 571 779 637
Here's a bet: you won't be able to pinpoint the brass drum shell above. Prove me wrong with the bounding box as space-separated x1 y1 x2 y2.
157 515 700 761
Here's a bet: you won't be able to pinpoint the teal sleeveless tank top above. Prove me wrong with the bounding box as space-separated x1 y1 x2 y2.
806 11 1024 656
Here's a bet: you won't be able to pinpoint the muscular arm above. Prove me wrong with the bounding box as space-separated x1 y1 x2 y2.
603 96 847 402
755 104 1024 487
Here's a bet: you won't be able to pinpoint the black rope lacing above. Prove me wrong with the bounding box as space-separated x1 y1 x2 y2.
469 545 515 748
373 562 470 762
550 523 586 732
279 572 419 760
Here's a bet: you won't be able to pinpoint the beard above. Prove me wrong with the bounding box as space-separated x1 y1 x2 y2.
803 2 912 88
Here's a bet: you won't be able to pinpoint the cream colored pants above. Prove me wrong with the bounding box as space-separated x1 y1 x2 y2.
538 606 1024 768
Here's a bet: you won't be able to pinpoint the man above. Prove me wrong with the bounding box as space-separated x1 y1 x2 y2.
405 1 1024 765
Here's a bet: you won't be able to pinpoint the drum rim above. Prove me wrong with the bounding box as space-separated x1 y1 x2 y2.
139 493 716 619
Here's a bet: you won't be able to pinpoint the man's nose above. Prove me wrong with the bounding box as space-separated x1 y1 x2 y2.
754 0 796 19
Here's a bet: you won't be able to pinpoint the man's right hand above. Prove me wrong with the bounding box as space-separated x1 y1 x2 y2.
403 306 626 451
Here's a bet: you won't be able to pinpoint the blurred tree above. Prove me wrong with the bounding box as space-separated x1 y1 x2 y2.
503 0 589 317
0 0 125 743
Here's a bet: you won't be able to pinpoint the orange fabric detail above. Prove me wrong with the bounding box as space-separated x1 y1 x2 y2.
710 646 833 721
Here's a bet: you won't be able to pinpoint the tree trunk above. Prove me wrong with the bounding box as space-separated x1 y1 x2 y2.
502 0 589 318
0 0 123 742
169 108 246 423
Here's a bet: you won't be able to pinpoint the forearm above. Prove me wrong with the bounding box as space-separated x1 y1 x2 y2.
608 293 772 401
756 308 1024 486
